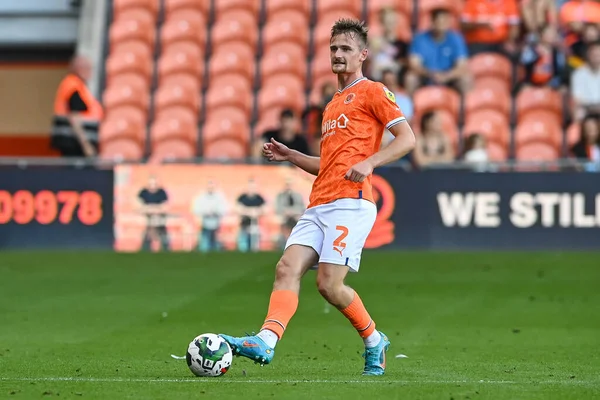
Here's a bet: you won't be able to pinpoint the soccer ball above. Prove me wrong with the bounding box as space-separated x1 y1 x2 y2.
186 333 233 377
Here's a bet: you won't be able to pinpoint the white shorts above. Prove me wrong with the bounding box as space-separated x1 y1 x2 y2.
284 198 377 272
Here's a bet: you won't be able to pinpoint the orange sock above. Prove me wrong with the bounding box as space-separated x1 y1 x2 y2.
340 291 376 338
260 290 299 339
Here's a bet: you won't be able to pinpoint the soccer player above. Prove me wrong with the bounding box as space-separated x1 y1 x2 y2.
219 19 416 376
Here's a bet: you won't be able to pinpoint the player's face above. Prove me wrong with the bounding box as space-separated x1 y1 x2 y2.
330 33 367 75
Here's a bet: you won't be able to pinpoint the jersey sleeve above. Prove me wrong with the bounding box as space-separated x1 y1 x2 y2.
367 83 406 131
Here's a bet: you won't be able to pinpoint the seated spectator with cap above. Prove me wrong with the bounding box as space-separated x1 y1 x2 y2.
406 8 470 95
51 56 102 157
252 109 310 161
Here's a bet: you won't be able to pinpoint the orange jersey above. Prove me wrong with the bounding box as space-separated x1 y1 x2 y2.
308 77 406 209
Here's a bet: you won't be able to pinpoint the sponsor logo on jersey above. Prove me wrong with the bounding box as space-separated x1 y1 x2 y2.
383 86 396 103
322 113 349 139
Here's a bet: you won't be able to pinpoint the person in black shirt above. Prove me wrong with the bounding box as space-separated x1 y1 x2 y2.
138 175 170 251
252 109 310 160
236 178 266 252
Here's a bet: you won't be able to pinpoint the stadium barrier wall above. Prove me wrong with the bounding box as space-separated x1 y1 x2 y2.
1 164 597 250
114 164 600 252
0 167 114 249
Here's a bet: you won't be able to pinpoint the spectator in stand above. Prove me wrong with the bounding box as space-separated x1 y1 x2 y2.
520 24 568 89
191 180 227 252
571 113 600 164
571 41 600 121
366 7 409 82
569 23 600 69
461 0 521 56
407 8 470 95
274 179 305 248
252 109 310 160
413 111 455 168
138 175 170 252
236 178 266 252
521 0 558 37
51 56 102 157
462 133 491 172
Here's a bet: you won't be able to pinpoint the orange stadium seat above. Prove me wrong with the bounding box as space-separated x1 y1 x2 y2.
205 107 249 129
516 142 559 161
160 10 206 50
464 85 511 118
150 140 196 162
514 119 562 149
516 87 563 124
103 82 150 114
114 8 156 26
113 0 159 21
463 110 510 148
413 86 460 120
100 139 144 161
164 0 209 18
100 113 146 145
487 141 508 162
157 48 204 87
205 76 253 117
203 115 251 145
258 77 306 116
469 53 512 84
106 72 149 94
153 82 201 116
103 105 147 130
309 76 336 105
262 11 309 53
211 10 258 52
254 108 283 137
109 18 155 51
472 76 512 94
109 39 152 60
203 138 248 160
214 0 261 19
105 51 153 85
158 74 201 100
316 0 361 16
311 51 334 84
150 109 198 147
265 0 311 19
208 45 255 83
260 46 307 82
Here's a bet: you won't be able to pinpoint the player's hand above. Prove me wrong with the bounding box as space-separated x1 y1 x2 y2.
263 138 291 162
344 160 374 183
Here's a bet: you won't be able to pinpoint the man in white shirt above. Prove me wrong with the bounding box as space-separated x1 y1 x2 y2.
191 180 227 252
571 41 600 121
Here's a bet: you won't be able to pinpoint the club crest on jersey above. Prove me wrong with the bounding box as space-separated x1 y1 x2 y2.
383 86 396 103
344 93 355 104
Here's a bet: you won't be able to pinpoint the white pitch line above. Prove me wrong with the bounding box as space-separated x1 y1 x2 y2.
0 377 594 386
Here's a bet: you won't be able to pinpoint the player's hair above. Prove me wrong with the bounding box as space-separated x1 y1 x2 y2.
330 18 369 49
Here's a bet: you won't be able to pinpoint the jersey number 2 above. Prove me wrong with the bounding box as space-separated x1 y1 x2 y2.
333 225 349 249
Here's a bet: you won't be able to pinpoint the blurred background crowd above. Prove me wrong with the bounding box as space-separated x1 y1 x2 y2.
40 0 600 172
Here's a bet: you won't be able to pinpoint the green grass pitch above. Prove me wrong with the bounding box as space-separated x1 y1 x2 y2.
0 251 599 399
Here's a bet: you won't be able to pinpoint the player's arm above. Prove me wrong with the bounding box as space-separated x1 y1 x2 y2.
287 150 320 176
366 122 416 169
263 138 320 176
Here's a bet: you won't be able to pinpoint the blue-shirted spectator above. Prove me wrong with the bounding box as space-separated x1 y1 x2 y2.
406 8 471 95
